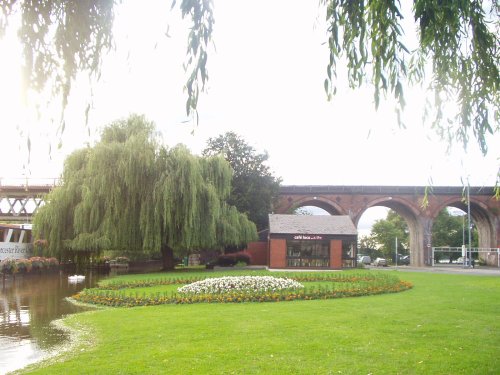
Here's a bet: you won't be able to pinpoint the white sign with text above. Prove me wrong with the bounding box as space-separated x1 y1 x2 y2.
0 243 34 261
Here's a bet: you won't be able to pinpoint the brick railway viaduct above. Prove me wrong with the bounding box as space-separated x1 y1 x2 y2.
276 185 500 266
1 183 499 267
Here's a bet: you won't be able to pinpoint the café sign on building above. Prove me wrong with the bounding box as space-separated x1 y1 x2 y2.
268 214 357 269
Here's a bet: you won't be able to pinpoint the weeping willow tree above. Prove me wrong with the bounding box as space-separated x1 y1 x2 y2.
33 114 257 269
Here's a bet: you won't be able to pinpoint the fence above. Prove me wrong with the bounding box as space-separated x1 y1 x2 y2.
432 247 500 268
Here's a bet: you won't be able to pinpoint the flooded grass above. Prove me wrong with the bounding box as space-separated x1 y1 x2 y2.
14 270 500 374
0 272 104 374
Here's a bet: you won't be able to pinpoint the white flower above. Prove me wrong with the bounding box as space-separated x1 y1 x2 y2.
177 276 304 295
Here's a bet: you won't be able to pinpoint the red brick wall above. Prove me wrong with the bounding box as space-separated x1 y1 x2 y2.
330 239 342 269
243 241 268 265
269 239 287 268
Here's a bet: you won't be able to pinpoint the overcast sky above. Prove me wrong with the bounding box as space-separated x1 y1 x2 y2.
1 1 498 232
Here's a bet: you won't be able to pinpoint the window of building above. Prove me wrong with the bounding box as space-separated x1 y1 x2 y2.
342 240 357 268
286 240 330 267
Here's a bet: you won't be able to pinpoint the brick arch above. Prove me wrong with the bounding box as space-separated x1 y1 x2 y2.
352 196 420 226
277 196 346 215
431 197 496 249
431 196 490 218
354 197 423 266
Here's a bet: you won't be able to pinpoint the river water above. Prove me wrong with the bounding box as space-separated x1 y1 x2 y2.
0 272 103 374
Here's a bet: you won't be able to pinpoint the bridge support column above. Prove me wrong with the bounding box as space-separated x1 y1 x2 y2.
411 216 433 267
493 216 500 249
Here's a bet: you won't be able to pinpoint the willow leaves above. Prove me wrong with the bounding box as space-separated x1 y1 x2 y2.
324 0 498 154
2 1 497 155
33 114 257 262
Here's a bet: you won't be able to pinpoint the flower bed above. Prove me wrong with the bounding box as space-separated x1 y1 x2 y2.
72 272 413 307
0 257 59 275
98 272 385 290
177 276 304 294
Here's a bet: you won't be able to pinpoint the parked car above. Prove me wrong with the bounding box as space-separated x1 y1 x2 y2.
456 257 472 266
373 257 387 267
357 255 372 265
397 255 410 265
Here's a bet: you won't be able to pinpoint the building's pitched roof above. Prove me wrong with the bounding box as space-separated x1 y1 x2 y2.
269 214 357 235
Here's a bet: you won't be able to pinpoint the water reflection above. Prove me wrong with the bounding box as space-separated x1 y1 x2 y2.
0 272 103 374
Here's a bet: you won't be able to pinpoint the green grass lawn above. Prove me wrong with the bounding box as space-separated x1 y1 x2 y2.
19 270 500 374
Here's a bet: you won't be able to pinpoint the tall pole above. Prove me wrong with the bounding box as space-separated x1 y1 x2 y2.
467 184 472 268
462 214 465 246
395 237 398 267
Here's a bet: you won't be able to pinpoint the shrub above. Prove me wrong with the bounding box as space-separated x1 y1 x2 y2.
33 239 48 256
29 257 46 271
216 252 252 267
234 252 252 265
0 257 60 275
216 255 237 267
1 259 18 274
16 258 32 273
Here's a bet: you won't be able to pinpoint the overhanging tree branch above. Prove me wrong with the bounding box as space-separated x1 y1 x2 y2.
1 1 498 155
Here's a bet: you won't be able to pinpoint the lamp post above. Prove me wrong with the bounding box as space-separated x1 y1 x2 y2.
395 237 398 267
466 184 472 268
462 214 465 247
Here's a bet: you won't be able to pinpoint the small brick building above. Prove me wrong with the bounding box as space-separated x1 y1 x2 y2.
268 214 358 269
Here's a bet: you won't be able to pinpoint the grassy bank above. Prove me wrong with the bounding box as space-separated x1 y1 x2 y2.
19 270 500 374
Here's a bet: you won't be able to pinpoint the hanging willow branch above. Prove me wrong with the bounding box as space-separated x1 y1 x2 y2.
173 0 214 120
323 0 499 154
2 1 496 155
14 0 115 118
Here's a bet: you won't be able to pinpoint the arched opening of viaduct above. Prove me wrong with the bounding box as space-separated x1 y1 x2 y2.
275 186 500 267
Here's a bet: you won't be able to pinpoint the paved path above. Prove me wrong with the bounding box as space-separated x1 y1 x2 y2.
371 265 500 276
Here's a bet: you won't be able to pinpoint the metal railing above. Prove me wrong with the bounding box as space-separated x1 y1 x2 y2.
0 179 57 222
432 247 500 268
0 177 60 188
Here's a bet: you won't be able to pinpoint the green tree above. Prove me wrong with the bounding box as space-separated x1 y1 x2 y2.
33 115 257 270
1 1 497 155
357 235 382 260
203 132 281 231
369 210 409 259
432 209 479 262
367 208 479 262
432 210 465 247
